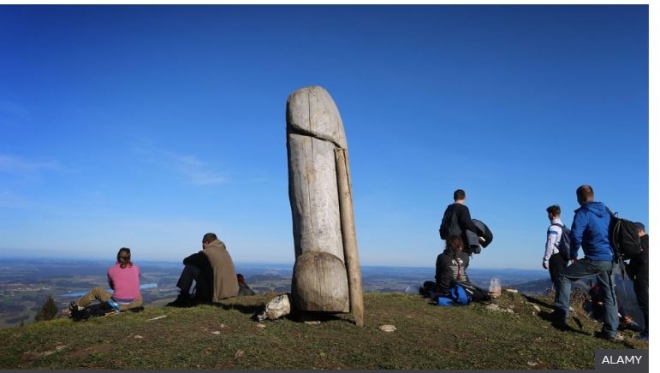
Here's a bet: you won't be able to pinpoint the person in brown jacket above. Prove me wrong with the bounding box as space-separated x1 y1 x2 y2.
168 233 239 306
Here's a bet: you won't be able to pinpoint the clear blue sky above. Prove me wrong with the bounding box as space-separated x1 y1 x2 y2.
0 5 650 270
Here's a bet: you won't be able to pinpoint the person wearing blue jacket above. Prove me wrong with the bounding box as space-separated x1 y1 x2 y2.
553 185 620 342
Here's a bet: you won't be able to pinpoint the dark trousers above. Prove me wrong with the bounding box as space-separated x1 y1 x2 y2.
176 265 201 294
633 272 649 335
548 253 565 285
548 253 565 303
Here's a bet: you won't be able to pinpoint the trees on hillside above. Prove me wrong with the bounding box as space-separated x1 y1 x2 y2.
34 295 59 322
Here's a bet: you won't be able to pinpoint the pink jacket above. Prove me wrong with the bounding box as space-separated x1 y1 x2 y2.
107 263 141 302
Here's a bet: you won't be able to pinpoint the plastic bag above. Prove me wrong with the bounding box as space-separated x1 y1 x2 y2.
488 277 502 298
255 293 291 321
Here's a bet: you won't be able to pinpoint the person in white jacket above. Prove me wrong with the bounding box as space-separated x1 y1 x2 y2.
543 205 567 296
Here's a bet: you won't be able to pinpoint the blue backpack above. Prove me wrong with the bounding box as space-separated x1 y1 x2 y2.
437 283 471 306
551 223 571 262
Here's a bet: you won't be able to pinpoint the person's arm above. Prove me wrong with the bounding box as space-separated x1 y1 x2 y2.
107 271 114 290
435 254 454 293
543 226 560 268
570 210 586 260
457 205 481 234
183 251 206 267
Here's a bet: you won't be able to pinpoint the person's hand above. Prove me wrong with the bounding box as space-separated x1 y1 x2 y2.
542 262 548 269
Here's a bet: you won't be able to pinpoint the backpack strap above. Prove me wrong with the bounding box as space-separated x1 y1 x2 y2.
603 206 624 267
605 206 617 218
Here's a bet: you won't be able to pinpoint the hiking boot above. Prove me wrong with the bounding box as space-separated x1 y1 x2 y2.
67 301 84 318
68 302 89 321
634 333 649 342
594 331 622 342
166 293 194 308
627 321 644 333
549 309 567 321
554 320 572 331
68 301 83 312
548 310 570 330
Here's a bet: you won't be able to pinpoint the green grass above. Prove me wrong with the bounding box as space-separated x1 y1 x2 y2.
0 290 647 369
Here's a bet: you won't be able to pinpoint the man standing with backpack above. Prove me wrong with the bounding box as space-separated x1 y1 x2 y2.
439 189 482 270
543 205 568 296
553 185 620 341
628 222 649 341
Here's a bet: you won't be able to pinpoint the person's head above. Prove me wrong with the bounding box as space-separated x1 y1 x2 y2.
237 273 246 285
202 232 218 248
546 205 561 221
635 222 646 237
116 247 132 269
445 235 463 255
453 189 466 203
576 185 594 205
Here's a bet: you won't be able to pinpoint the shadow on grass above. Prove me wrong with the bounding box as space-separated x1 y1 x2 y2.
522 294 554 309
215 302 264 315
211 294 359 326
537 307 590 336
287 310 356 325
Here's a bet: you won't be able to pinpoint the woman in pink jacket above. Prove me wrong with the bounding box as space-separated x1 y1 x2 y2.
70 247 142 313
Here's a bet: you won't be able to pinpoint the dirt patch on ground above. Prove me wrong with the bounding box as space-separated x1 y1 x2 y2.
65 341 113 360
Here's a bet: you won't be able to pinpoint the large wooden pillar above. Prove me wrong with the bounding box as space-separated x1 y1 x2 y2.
286 86 364 325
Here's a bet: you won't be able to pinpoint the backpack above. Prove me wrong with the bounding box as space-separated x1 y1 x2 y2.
71 301 121 322
551 223 572 262
605 207 642 263
437 281 490 306
439 206 461 240
437 283 470 306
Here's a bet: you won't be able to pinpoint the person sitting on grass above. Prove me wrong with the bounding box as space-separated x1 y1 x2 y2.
589 282 642 332
237 274 256 296
167 233 238 306
69 247 142 315
420 235 489 303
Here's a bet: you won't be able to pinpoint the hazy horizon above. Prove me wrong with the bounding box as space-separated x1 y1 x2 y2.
0 254 549 273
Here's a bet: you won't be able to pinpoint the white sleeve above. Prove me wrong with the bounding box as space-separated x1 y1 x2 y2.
543 226 560 262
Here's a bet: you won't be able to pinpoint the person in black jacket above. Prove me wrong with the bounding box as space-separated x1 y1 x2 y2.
628 222 649 341
434 235 470 295
440 189 482 269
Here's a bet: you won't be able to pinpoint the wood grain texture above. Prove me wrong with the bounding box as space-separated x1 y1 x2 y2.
292 251 350 313
287 86 361 314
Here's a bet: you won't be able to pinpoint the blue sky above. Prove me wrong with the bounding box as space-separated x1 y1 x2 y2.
0 5 650 270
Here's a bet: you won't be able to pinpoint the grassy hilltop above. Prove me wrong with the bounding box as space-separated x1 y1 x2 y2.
0 290 648 370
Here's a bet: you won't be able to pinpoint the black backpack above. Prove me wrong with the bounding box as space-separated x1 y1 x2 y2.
439 206 461 240
551 223 572 262
605 207 642 263
71 301 120 322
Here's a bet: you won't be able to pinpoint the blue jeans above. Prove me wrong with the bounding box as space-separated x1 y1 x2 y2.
555 258 618 337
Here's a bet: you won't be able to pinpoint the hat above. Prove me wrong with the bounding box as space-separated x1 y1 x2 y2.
634 222 645 231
